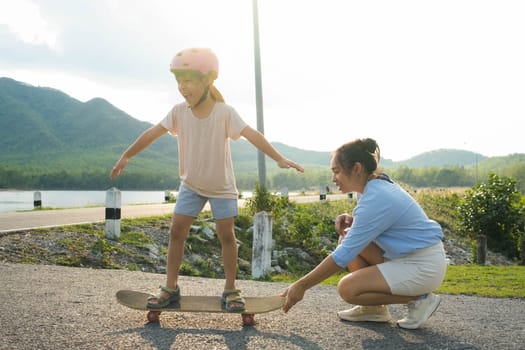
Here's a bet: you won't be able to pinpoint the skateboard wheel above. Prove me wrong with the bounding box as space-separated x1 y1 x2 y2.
147 311 160 323
241 313 255 326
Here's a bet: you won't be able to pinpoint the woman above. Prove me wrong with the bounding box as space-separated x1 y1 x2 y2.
282 138 446 329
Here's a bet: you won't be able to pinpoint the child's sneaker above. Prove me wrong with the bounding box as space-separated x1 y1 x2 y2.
337 305 392 322
397 293 441 329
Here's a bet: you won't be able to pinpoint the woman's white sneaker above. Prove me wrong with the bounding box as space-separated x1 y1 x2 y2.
397 293 441 329
337 305 392 322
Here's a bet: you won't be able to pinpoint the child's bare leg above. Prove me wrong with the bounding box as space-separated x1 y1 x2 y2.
151 213 193 303
215 217 244 309
215 217 238 291
166 214 194 288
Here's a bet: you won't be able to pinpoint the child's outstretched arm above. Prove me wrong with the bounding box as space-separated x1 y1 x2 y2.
110 124 167 179
240 126 304 173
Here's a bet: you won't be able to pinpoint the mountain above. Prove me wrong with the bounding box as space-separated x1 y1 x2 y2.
0 78 175 164
391 149 487 168
0 77 521 183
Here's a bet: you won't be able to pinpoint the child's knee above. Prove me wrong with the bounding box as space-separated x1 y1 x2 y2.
169 226 189 242
217 231 236 245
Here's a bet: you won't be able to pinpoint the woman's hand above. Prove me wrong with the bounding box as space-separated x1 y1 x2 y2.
281 282 306 313
335 214 353 235
335 214 353 243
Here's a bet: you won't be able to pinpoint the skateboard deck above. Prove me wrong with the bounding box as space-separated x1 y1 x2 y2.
116 290 285 325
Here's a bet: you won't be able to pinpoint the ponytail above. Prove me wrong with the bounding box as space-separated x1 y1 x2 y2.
362 138 380 166
209 84 225 103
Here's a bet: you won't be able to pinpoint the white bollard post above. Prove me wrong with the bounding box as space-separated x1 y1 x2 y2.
319 186 327 202
33 191 42 209
252 211 273 279
105 187 121 240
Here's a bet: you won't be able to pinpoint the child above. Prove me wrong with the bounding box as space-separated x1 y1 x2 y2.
282 138 446 329
110 48 304 311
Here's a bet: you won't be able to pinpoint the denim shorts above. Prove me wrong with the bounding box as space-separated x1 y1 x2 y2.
174 184 238 220
377 241 447 296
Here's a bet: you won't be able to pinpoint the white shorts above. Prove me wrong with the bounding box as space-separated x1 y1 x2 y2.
377 241 447 296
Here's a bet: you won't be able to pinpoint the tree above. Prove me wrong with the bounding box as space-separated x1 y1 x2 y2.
457 173 524 261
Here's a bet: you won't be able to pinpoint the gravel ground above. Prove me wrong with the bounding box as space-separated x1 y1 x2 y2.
1 262 524 350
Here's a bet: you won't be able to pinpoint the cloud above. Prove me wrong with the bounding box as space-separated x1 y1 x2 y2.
0 0 57 48
1 0 524 159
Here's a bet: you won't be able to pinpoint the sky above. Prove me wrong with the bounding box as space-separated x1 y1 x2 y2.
0 0 524 161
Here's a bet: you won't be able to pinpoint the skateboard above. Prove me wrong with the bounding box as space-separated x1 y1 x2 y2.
116 290 285 326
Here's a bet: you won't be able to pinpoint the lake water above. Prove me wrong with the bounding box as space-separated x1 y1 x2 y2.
0 190 175 213
0 190 257 213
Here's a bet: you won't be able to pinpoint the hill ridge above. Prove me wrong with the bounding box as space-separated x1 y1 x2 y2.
1 76 524 190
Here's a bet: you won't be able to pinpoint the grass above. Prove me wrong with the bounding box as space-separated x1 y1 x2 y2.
435 265 525 298
118 231 154 248
271 265 525 298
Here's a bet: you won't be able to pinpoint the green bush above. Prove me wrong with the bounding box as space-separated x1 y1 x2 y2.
245 182 290 221
271 200 354 274
457 173 523 260
413 189 462 232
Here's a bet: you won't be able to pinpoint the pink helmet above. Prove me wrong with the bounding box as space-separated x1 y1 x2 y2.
170 48 219 79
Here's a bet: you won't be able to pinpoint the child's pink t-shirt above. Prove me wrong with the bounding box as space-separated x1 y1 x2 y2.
160 102 247 199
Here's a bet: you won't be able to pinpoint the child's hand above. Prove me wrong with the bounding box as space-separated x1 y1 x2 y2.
110 157 129 179
277 158 304 173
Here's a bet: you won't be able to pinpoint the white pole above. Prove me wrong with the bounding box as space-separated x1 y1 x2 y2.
252 0 266 187
320 186 327 202
33 191 42 209
252 211 273 278
105 187 121 239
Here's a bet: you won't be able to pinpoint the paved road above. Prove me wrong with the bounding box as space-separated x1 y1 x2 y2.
0 194 348 233
1 262 523 350
0 203 175 233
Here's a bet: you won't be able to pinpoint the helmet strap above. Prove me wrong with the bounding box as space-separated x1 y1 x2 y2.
189 75 212 109
189 86 210 109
